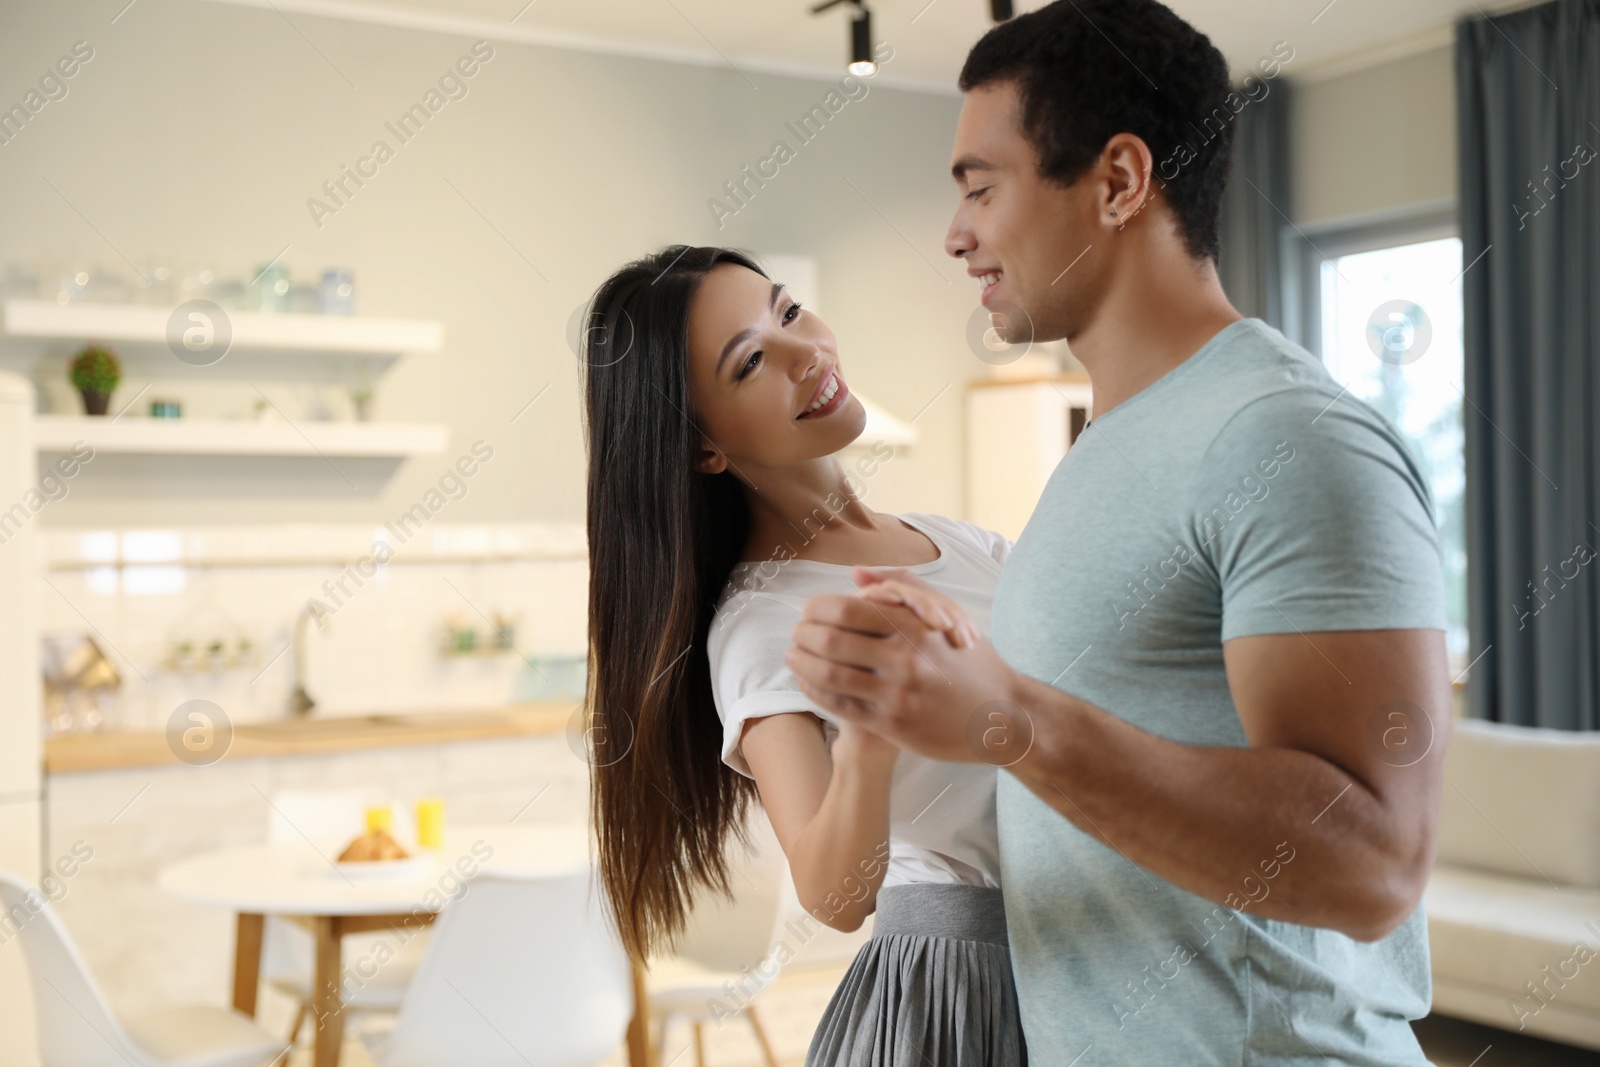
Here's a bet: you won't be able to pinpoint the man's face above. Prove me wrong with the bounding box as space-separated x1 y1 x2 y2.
944 80 1104 345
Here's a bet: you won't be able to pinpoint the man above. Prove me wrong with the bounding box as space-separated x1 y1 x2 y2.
784 1 1451 1063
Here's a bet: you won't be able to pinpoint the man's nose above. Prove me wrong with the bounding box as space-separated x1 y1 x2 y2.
945 209 975 260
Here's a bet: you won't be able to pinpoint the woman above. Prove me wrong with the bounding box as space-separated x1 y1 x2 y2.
580 245 1025 1066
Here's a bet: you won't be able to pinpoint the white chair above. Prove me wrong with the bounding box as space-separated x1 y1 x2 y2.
357 868 633 1067
260 789 429 1044
646 828 789 1067
0 869 283 1067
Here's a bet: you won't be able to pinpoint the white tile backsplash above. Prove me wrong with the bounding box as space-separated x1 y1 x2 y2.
39 522 588 731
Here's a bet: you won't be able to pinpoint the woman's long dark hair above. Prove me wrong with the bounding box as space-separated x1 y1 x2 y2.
580 245 765 961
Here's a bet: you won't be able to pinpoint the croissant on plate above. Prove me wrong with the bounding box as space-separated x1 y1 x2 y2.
337 828 410 862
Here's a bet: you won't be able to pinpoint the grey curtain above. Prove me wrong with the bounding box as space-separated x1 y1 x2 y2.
1217 77 1290 331
1458 0 1600 729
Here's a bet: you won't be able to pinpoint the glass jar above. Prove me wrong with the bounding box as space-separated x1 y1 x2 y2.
319 268 355 315
253 264 289 313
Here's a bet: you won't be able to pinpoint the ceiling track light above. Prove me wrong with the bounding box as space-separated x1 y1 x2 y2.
810 0 876 76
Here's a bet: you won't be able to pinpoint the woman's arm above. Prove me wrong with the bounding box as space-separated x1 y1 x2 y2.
740 712 898 933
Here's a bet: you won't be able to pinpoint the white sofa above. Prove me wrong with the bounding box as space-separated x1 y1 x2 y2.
1426 717 1600 1050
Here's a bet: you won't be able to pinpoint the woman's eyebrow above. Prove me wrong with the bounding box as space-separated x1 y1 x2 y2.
716 282 787 376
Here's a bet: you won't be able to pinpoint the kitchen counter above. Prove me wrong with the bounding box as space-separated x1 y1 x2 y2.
43 701 578 773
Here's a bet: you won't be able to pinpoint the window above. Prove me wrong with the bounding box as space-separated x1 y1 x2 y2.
1307 224 1466 666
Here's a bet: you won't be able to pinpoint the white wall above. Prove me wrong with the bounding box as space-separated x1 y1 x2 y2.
0 4 1465 529
0 0 975 529
1290 45 1458 226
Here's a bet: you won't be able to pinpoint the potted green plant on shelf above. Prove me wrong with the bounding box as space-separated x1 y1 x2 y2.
69 344 121 416
348 360 375 422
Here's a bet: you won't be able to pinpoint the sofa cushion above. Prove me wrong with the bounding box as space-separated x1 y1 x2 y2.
1436 718 1600 889
1427 865 1600 1025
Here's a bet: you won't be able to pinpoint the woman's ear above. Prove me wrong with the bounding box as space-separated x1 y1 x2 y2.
696 439 728 475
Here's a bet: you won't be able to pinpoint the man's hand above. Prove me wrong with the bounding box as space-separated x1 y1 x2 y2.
785 569 1023 763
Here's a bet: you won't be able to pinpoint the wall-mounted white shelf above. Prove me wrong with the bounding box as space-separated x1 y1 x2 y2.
2 299 444 355
40 521 587 570
34 415 448 458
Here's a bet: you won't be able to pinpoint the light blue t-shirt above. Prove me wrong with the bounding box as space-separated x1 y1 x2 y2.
991 318 1445 1065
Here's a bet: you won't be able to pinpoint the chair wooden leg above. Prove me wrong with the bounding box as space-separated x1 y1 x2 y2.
744 1007 780 1067
691 1021 705 1067
650 1011 670 1066
628 960 654 1067
286 1000 309 1047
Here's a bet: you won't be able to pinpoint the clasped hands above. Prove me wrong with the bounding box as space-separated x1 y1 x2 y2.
785 568 1030 765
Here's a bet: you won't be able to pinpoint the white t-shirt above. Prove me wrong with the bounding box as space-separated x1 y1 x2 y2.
707 512 1010 890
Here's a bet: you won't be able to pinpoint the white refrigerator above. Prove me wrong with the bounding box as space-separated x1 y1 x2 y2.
0 369 42 1066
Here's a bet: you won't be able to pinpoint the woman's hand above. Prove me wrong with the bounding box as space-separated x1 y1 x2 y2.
854 567 983 649
787 576 1029 765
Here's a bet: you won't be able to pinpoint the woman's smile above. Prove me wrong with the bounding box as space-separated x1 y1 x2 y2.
797 371 849 420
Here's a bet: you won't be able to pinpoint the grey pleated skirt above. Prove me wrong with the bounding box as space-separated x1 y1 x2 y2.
806 883 1028 1066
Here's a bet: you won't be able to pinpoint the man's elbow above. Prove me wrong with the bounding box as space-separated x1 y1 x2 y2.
1341 841 1433 942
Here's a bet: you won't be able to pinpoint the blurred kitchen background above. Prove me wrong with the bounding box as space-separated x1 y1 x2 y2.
3 0 1597 1066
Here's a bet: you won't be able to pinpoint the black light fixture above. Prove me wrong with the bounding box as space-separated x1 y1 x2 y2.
811 0 876 76
990 0 1014 20
849 5 874 74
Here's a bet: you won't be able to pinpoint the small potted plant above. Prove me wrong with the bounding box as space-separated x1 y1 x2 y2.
348 361 375 422
348 382 374 422
69 344 121 416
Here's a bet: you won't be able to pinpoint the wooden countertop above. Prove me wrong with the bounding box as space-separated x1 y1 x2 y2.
46 685 1472 774
44 701 579 774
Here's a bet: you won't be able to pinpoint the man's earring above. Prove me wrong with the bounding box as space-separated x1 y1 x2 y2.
1110 208 1118 217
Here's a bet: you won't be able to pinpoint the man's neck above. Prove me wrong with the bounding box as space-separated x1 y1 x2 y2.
1069 253 1243 418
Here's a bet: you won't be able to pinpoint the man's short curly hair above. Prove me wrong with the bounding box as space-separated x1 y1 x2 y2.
959 0 1235 263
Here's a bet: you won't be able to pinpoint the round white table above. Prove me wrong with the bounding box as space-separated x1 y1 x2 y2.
159 824 591 915
159 824 649 1067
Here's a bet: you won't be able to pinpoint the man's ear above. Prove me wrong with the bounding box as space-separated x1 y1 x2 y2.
696 438 728 475
1100 132 1156 228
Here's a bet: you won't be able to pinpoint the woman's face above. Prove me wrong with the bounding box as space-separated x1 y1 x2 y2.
685 263 866 476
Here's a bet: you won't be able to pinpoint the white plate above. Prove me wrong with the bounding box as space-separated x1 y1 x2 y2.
332 855 434 881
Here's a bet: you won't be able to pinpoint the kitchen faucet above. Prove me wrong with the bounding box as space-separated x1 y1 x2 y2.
288 601 327 717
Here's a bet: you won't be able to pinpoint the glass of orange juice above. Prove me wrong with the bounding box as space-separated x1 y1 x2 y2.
416 797 445 850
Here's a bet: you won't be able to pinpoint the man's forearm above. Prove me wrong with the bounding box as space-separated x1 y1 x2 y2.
1005 672 1431 941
